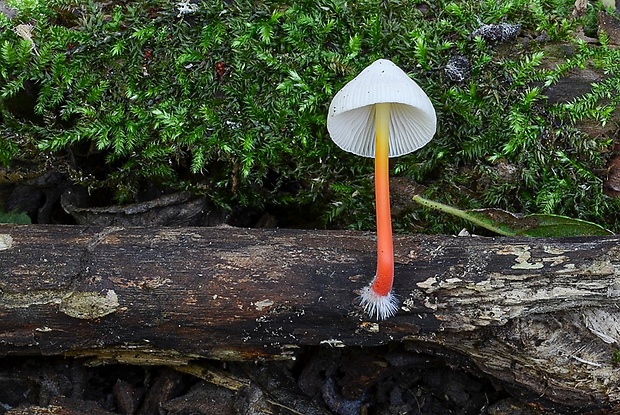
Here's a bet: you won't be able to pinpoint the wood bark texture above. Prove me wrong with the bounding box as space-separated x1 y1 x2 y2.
0 225 619 409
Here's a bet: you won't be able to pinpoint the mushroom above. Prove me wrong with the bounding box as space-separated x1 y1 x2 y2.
327 59 437 320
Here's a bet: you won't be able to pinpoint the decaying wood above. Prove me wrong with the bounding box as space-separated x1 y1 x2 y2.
1 225 619 409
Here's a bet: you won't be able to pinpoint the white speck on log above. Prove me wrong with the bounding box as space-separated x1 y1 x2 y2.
583 309 620 344
59 290 119 319
497 245 544 269
254 299 274 311
320 339 345 347
416 276 438 291
0 234 13 250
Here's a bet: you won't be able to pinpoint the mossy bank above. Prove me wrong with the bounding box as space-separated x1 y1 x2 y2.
1 0 620 233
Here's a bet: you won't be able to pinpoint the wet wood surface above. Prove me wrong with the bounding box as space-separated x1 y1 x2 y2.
0 225 619 408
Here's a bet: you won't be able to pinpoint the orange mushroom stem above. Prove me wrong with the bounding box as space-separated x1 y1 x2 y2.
326 59 437 320
360 103 398 319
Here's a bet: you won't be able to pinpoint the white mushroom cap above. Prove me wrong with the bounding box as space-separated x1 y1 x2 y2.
327 59 437 158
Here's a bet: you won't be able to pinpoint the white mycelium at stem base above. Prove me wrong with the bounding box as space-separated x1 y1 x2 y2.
327 59 437 320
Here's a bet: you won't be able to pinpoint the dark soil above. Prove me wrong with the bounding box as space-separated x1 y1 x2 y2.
0 344 549 415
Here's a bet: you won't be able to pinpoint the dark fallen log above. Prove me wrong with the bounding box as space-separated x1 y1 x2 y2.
0 225 619 409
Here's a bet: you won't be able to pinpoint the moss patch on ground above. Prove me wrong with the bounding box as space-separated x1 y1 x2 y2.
1 0 620 233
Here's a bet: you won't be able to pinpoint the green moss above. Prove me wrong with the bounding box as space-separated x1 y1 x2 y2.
1 0 619 232
0 209 31 224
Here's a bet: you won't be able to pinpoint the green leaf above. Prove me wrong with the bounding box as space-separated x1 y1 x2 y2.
413 195 613 237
